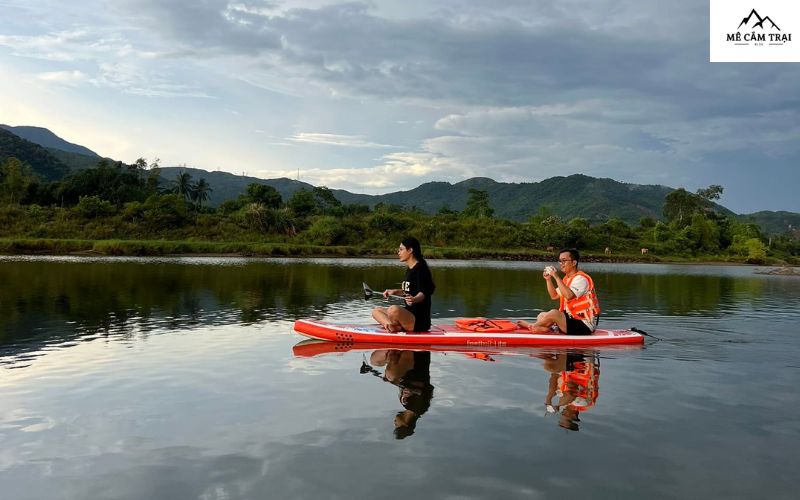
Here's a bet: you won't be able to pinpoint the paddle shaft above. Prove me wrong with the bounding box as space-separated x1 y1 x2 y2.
363 282 406 301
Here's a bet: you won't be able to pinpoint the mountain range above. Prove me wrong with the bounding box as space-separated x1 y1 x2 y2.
0 125 99 157
1 124 798 233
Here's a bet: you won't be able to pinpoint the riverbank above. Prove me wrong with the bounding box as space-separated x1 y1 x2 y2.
1 237 795 265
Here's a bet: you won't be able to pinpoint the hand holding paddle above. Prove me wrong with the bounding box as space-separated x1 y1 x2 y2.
363 282 404 302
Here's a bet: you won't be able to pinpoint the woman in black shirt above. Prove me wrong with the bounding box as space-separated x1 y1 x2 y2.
371 237 435 332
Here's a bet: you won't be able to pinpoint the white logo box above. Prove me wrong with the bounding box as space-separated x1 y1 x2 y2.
710 0 799 62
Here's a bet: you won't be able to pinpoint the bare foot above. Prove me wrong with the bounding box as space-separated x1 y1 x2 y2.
528 325 557 334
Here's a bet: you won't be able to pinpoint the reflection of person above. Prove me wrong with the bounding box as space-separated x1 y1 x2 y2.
371 237 435 332
369 349 434 439
541 351 599 431
517 248 600 335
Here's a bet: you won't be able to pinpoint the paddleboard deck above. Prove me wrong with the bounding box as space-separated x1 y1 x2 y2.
293 319 645 347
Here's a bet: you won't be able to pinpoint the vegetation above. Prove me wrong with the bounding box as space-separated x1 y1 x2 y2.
0 128 70 180
0 152 798 263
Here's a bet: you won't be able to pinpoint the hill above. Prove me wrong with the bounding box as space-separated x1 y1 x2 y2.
3 124 797 232
158 166 318 206
741 211 800 235
0 128 71 180
335 175 680 223
155 170 713 225
0 125 99 157
45 148 112 171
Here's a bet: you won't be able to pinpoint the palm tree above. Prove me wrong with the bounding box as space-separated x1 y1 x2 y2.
192 178 212 209
171 170 193 202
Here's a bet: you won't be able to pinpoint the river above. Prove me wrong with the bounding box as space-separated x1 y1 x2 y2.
1 256 798 499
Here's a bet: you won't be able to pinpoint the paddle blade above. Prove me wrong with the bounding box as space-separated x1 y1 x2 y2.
363 282 374 300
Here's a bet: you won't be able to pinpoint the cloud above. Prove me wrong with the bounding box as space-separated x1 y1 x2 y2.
2 0 799 211
289 132 396 148
253 149 462 191
369 98 800 191
36 70 89 85
95 62 214 97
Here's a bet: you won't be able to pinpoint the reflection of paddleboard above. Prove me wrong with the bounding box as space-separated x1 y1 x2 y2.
294 339 507 358
293 319 645 347
291 339 641 359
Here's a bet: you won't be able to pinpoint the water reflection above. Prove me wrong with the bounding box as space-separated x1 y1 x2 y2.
294 341 613 436
541 351 600 431
361 350 435 439
1 257 793 355
2 257 799 499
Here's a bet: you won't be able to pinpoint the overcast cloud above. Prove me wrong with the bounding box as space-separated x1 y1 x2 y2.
1 0 798 212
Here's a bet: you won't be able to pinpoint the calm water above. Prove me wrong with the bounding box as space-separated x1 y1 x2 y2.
1 256 798 499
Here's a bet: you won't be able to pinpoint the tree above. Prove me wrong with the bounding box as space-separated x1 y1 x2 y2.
313 186 342 213
171 170 193 202
696 184 724 201
687 213 720 252
438 204 457 216
246 183 282 209
74 195 115 218
0 157 33 204
663 188 706 226
744 238 767 264
639 217 656 229
142 158 162 195
463 188 493 218
192 178 213 208
287 189 320 217
53 158 157 208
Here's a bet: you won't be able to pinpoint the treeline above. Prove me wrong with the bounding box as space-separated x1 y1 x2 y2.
1 156 798 263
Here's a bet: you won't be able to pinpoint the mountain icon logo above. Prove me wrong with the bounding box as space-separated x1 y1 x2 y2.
737 9 781 30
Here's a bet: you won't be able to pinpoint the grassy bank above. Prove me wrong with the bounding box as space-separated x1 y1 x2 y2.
0 238 364 257
1 237 794 265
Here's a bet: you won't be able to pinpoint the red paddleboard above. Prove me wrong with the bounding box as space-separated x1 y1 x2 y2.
293 318 645 347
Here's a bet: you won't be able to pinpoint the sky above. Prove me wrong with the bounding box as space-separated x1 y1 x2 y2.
1 0 798 214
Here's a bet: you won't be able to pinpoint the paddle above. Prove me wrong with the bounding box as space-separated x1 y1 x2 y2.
360 356 384 378
630 327 660 341
363 282 405 301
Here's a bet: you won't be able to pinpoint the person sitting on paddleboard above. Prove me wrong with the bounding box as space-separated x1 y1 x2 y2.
517 248 600 335
371 237 435 333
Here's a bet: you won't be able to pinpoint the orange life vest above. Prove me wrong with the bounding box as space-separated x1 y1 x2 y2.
559 358 600 412
455 318 518 333
559 271 601 321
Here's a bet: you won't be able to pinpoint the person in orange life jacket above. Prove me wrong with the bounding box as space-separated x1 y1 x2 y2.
516 248 600 335
372 237 435 333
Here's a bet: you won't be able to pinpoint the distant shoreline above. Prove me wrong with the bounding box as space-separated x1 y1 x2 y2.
0 237 794 266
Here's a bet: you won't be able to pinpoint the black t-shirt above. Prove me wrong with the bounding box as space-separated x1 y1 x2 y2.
402 261 435 331
398 351 434 416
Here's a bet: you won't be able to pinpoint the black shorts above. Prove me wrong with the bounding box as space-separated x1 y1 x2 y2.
563 311 593 336
413 317 431 333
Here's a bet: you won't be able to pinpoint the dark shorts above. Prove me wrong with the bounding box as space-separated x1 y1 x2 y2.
563 311 593 336
413 318 431 332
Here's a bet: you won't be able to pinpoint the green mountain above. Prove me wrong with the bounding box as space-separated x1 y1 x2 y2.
0 124 99 157
0 128 71 180
154 169 714 225
158 166 317 206
3 124 797 232
334 175 680 223
741 211 800 235
45 148 111 171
